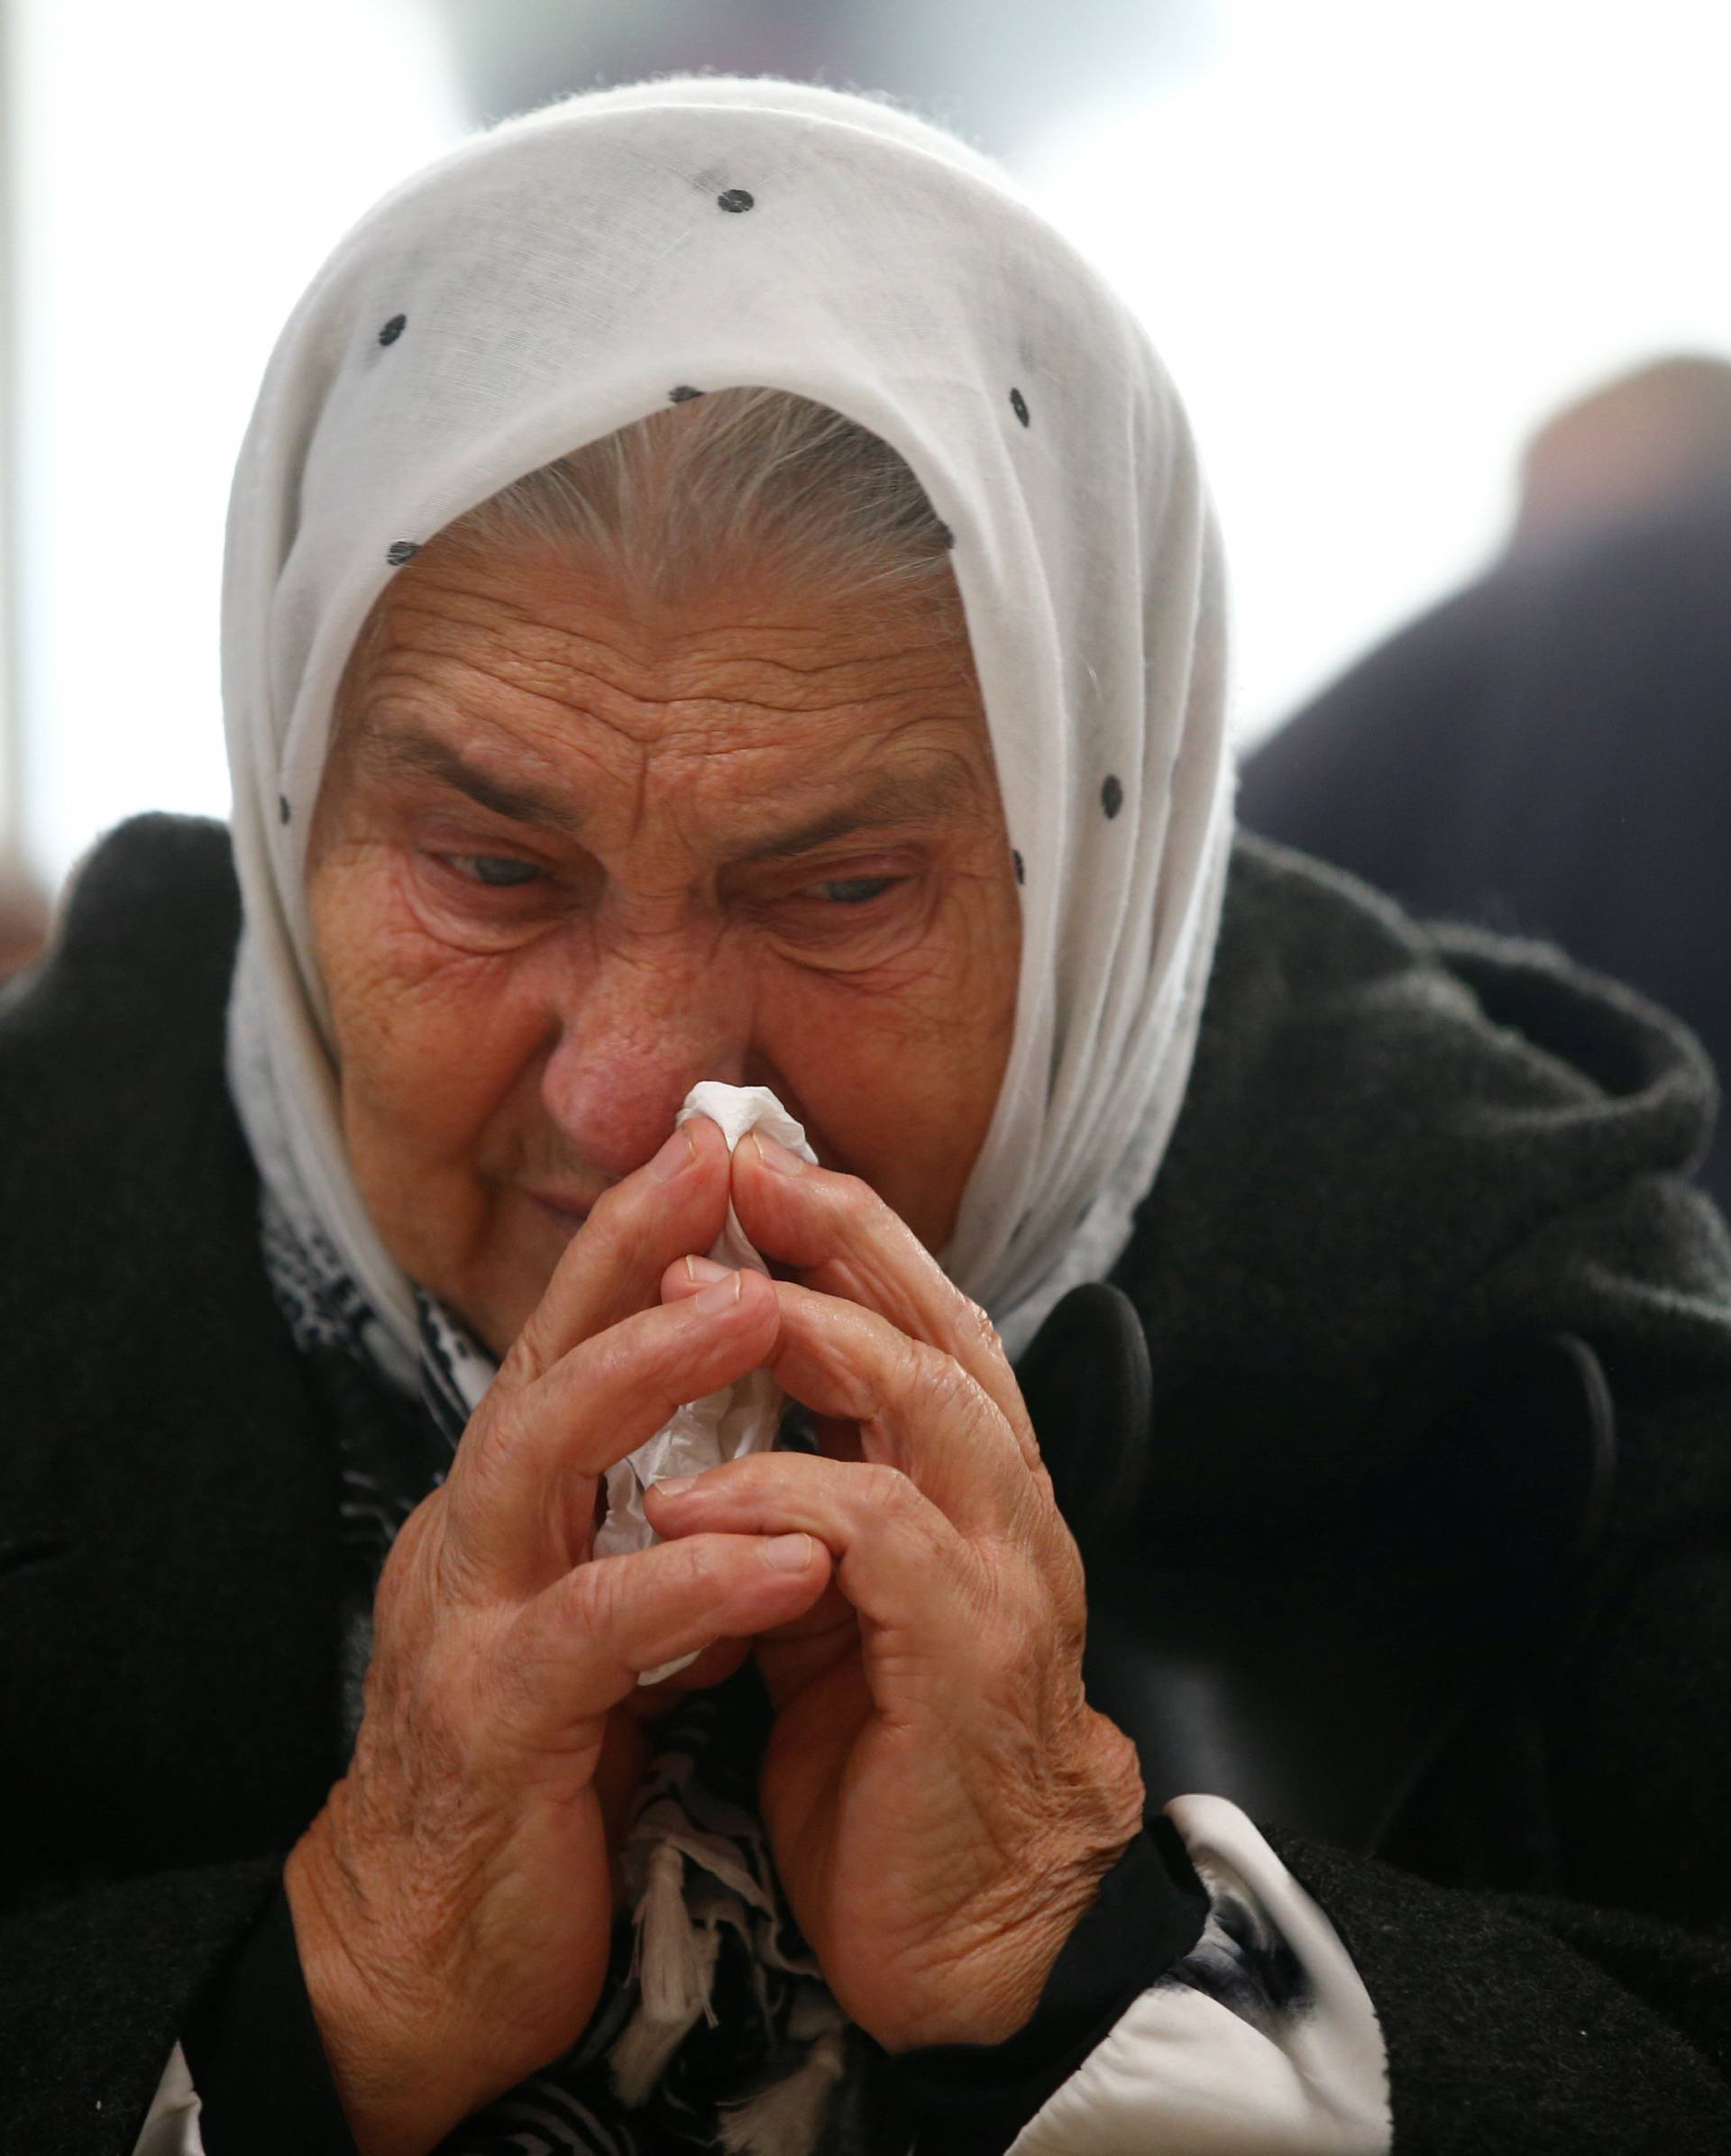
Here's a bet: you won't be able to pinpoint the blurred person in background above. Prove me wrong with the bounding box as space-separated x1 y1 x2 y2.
1511 354 1731 549
1241 355 1731 1210
0 864 49 980
5 84 1731 2156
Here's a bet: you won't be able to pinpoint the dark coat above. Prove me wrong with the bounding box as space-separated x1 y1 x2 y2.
1238 494 1731 1212
5 815 1730 2152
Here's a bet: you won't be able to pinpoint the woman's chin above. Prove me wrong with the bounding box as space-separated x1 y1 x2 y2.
453 1196 586 1351
431 1253 554 1363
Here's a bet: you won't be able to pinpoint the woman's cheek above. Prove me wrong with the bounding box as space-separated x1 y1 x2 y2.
749 943 988 1219
317 854 523 1128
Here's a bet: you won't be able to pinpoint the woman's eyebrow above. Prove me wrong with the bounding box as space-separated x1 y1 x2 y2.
742 764 975 861
358 719 975 856
356 723 582 833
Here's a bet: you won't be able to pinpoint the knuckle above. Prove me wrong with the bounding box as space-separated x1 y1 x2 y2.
375 1493 447 1616
955 1553 1010 1649
674 1535 726 1599
957 1290 1007 1364
389 1521 490 1677
702 1454 766 1505
1014 1539 1085 1656
497 1318 550 1390
826 1167 898 1244
551 1316 666 1432
584 1172 637 1246
908 1339 984 1424
1009 1466 1062 1546
451 1393 515 1484
894 1331 942 1397
827 1166 876 1213
566 1554 628 1649
437 1443 513 1568
860 1459 924 1525
1011 1567 1059 1649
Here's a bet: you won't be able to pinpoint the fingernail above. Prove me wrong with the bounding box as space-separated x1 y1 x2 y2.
750 1132 803 1176
693 1270 742 1313
649 1127 696 1182
683 1253 732 1284
763 1532 813 1571
656 1473 698 1499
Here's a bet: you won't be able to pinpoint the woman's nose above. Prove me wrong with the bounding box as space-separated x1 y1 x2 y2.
536 933 754 1177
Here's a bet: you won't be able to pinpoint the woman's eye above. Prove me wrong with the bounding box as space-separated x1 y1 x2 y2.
813 876 895 906
454 854 544 889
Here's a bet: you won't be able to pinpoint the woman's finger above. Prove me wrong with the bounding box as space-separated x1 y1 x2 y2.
447 1267 781 1591
728 1135 1038 1468
499 1113 733 1388
645 1451 1015 1679
499 1528 832 1737
664 1267 1052 1547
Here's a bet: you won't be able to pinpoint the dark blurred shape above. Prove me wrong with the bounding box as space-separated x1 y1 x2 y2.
1241 395 1731 1210
1513 354 1731 553
426 0 1212 155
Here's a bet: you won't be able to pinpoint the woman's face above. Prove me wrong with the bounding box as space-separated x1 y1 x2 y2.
307 535 1021 1355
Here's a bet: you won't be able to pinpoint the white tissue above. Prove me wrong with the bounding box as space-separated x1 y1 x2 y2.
593 1083 817 1682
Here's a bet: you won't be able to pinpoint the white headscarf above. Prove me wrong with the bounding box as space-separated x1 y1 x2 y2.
224 76 1233 1381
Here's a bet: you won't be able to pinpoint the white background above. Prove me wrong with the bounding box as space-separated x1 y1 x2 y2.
9 0 1730 884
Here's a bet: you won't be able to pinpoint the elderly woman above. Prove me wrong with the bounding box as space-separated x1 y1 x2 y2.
5 78 1730 2156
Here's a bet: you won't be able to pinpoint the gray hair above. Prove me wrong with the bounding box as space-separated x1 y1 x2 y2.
444 386 957 608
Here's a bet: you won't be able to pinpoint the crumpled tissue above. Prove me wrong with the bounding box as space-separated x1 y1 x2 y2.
593 1081 817 1682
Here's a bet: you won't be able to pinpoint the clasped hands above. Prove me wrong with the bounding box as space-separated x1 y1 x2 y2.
285 1114 1143 2156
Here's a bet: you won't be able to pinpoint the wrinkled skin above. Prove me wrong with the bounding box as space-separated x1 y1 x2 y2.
286 537 1143 2153
306 537 1020 1352
650 1135 1146 2050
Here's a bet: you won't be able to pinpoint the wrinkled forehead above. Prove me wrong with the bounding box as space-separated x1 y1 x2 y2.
318 531 1002 861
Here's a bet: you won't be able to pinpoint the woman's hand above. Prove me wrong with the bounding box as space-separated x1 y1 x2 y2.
646 1135 1144 2054
282 1118 832 2156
